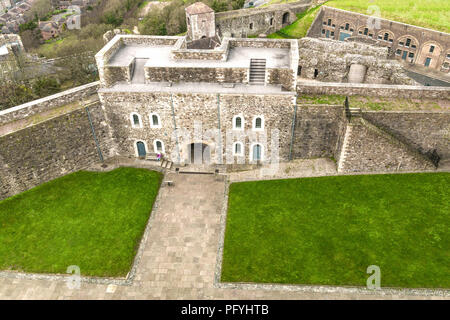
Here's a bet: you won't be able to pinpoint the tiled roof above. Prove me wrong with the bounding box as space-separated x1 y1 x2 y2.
185 2 213 15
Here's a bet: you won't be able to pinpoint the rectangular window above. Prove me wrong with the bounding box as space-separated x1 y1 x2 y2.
425 57 432 67
411 44 416 49
443 62 449 69
322 29 325 34
328 19 331 26
389 39 393 43
408 52 414 58
350 28 354 32
369 33 373 37
378 35 383 40
405 38 411 47
363 28 368 35
384 33 389 41
395 49 402 55
446 53 450 59
345 23 349 30
399 41 404 46
429 45 435 53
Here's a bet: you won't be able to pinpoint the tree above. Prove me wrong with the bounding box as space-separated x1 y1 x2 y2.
140 8 167 35
25 0 52 21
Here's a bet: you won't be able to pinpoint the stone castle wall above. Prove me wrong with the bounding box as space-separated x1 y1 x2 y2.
308 6 450 73
0 102 114 200
292 104 346 160
216 0 311 37
297 37 415 85
98 90 295 165
0 82 100 124
297 81 450 99
341 117 435 173
362 111 450 163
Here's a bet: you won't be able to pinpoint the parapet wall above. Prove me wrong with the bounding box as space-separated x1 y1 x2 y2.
0 82 100 125
297 81 450 99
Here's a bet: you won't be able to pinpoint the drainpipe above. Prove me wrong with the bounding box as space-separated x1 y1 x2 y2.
217 93 222 164
288 95 298 161
85 104 104 162
170 94 181 164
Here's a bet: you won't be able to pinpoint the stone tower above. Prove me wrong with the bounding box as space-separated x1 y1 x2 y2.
185 2 216 41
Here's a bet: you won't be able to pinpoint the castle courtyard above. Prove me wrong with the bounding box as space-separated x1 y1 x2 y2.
0 159 448 299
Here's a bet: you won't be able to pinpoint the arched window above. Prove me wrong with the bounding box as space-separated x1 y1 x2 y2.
233 115 244 130
233 142 244 156
150 113 161 128
153 140 165 153
130 112 142 128
135 141 147 157
253 116 264 131
251 143 263 162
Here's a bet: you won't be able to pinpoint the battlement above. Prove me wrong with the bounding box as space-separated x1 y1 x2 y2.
95 35 298 92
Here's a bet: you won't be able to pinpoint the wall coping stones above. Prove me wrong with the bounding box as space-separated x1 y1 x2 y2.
0 82 100 125
297 80 450 99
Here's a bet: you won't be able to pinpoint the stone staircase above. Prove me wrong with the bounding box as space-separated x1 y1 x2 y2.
337 124 352 173
145 152 173 170
249 58 266 85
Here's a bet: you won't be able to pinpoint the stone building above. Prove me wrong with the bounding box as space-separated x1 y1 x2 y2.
297 37 415 85
307 6 450 74
95 34 299 166
0 33 23 77
185 2 216 41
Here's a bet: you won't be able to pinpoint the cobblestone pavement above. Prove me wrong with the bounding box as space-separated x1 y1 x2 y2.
0 171 445 299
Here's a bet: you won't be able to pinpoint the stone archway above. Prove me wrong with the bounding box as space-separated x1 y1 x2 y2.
282 12 290 26
188 143 211 164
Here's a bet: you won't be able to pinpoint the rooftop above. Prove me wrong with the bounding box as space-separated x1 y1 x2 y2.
107 44 290 69
96 35 298 92
185 2 213 15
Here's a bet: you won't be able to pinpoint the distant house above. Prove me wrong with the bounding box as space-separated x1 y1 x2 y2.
39 21 61 40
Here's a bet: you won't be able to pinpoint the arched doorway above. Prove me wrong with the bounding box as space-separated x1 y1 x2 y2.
252 144 263 162
188 143 211 164
136 141 147 157
282 12 290 25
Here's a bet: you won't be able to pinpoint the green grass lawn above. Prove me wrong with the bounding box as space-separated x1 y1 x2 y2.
269 0 449 39
0 168 162 277
327 0 450 33
222 173 450 288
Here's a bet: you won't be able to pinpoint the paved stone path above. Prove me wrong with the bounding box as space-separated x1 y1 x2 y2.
0 172 445 299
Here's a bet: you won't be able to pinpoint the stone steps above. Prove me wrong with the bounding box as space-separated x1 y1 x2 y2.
337 124 352 173
249 58 266 85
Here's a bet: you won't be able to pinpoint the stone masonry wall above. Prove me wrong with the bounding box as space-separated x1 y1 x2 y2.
145 67 248 84
362 111 450 164
297 37 414 85
0 82 100 125
216 0 311 37
98 90 295 165
308 6 450 73
341 117 435 172
297 81 450 99
0 103 114 200
292 104 346 160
